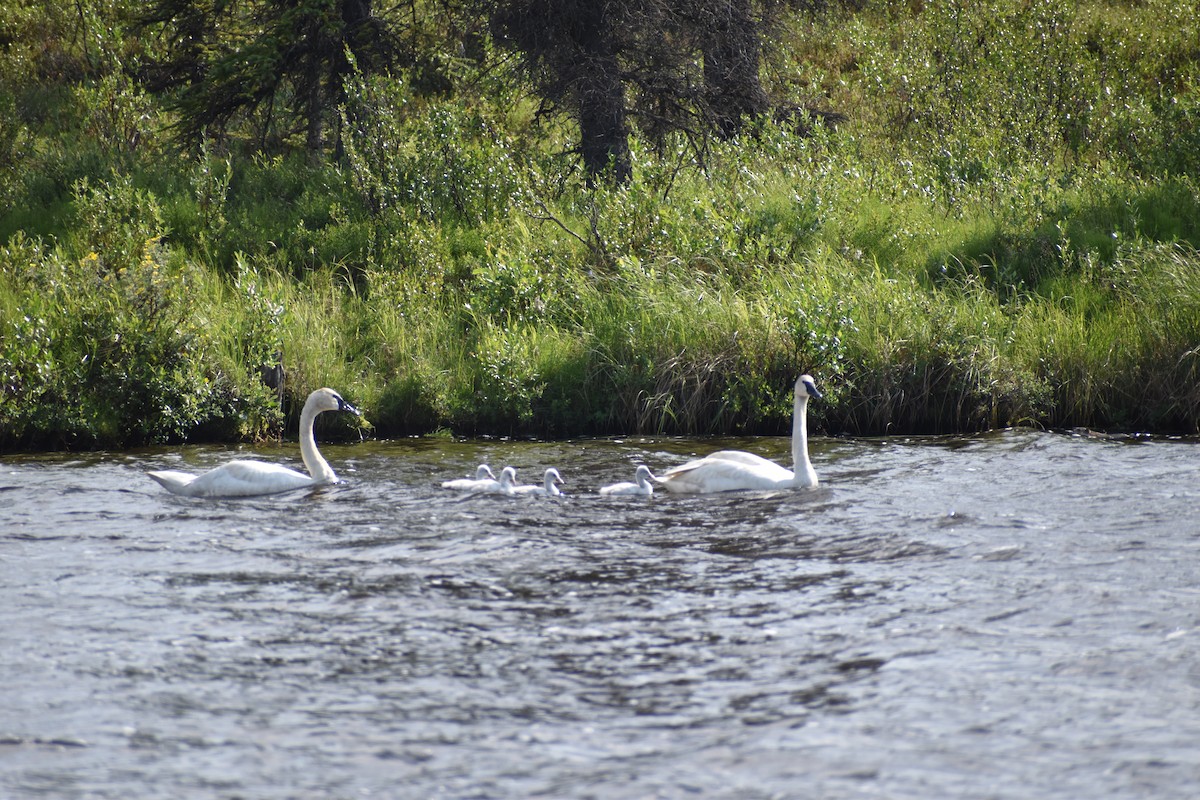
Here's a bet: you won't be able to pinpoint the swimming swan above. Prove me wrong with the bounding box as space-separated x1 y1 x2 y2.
599 465 655 496
147 387 360 497
656 375 821 494
514 467 564 497
481 466 519 496
441 464 498 491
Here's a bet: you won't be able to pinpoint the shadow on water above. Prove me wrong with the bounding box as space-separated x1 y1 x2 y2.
2 430 1199 798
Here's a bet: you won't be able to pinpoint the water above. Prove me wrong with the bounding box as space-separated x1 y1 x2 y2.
1 430 1198 799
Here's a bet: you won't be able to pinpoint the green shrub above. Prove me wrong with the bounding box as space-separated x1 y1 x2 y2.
343 69 522 225
5 0 1200 446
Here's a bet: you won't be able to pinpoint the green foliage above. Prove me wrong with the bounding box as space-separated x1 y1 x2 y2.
74 71 160 162
137 0 438 153
70 172 163 273
0 191 287 449
464 251 561 326
0 232 214 446
343 69 522 224
456 322 546 433
4 0 1200 450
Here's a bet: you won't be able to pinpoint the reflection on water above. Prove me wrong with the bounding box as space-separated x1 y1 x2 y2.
2 430 1199 799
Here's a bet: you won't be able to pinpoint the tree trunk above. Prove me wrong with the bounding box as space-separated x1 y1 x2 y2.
305 78 325 157
578 55 632 185
702 0 769 139
574 13 632 185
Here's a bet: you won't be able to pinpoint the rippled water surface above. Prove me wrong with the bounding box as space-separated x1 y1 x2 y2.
2 430 1199 799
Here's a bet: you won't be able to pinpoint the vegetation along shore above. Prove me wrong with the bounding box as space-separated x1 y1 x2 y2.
2 0 1198 451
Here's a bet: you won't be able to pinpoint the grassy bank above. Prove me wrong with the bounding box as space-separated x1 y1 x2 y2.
2 0 1199 450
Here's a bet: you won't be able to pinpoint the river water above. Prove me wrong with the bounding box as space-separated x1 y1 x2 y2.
1 430 1198 799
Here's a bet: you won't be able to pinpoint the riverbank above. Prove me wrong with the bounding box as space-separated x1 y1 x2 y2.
2 1 1198 450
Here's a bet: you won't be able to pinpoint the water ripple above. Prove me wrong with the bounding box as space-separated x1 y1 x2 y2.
1 431 1198 799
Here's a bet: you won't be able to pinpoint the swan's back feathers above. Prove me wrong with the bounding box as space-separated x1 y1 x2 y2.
699 450 793 476
441 477 492 490
657 456 796 493
514 468 564 496
660 451 792 481
599 481 650 496
600 465 655 496
441 465 498 491
149 460 318 497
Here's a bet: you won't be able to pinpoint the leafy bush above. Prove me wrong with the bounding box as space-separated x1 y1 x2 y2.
343 69 522 225
0 233 216 446
5 0 1200 447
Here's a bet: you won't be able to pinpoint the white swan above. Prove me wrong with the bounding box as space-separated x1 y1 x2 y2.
599 464 655 496
514 467 564 497
478 466 519 496
147 387 360 497
440 464 498 491
656 374 821 493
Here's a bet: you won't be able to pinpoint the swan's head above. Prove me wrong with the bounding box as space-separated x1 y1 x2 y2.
635 465 653 482
795 374 822 401
475 464 496 480
499 466 518 486
545 468 564 486
309 387 361 416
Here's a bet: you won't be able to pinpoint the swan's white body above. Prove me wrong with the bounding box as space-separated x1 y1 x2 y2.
147 388 359 497
656 375 821 494
514 468 564 497
441 464 498 491
481 466 519 496
599 465 655 496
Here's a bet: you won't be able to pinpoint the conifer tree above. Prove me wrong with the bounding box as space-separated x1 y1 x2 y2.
139 0 409 153
488 0 778 184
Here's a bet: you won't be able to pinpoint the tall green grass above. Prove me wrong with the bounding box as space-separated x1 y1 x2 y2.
2 0 1200 449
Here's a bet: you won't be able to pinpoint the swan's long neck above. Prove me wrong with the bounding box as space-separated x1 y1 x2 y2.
791 394 817 488
299 400 336 484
